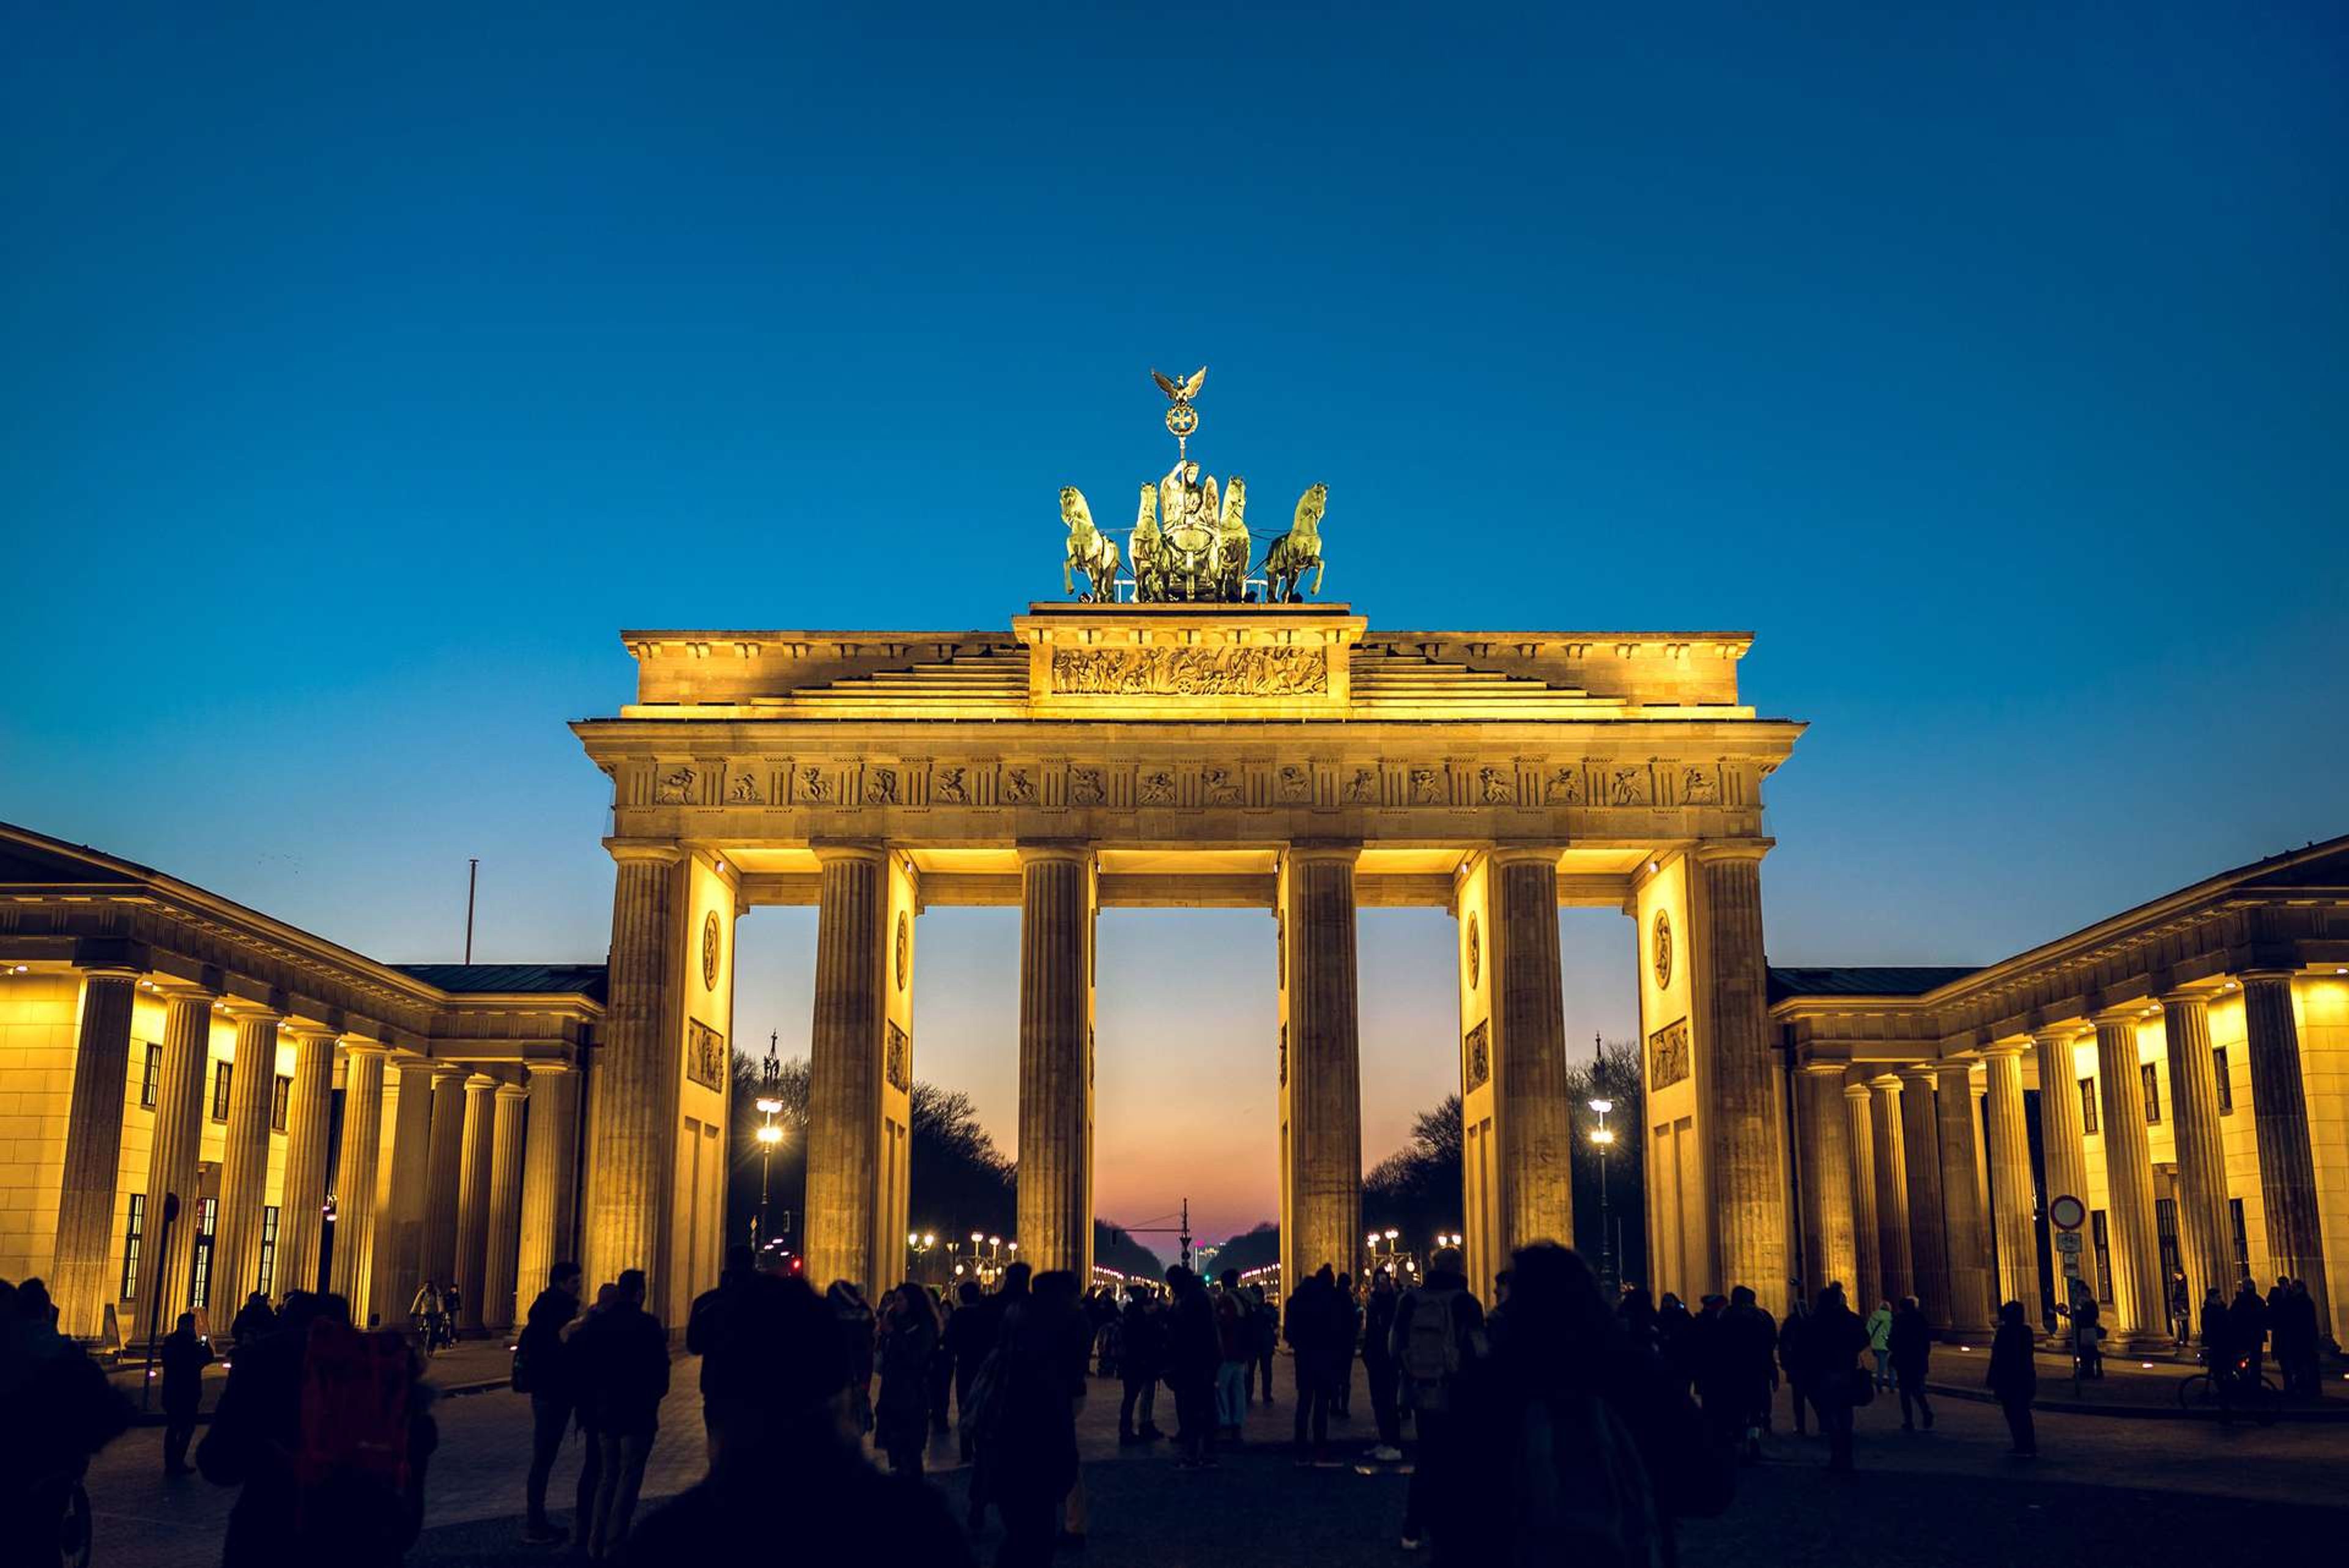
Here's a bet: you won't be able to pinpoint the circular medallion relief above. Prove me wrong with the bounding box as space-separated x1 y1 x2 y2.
701 911 721 992
895 911 909 992
1466 913 1481 989
1652 910 1673 990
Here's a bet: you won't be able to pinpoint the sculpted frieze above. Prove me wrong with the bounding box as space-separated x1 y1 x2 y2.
1275 764 1313 804
867 766 901 806
1069 766 1105 806
656 766 697 805
1049 645 1329 697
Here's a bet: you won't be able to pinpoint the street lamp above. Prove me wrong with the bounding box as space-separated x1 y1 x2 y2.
1589 1096 1617 1293
754 1035 785 1249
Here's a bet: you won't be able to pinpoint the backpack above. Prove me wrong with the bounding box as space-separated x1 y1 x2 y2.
1511 1389 1664 1568
1401 1288 1466 1408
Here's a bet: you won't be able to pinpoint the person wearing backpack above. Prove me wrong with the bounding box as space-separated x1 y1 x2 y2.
1390 1244 1485 1552
1361 1268 1405 1462
516 1260 582 1544
1445 1243 1723 1568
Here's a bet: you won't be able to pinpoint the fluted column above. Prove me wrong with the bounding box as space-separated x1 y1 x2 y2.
1689 846 1787 1310
272 1027 337 1301
418 1063 467 1291
1894 1067 1948 1321
372 1059 437 1326
482 1081 528 1331
135 986 215 1337
50 967 139 1340
1842 1082 1882 1310
1981 1043 2038 1315
582 845 685 1293
516 1060 581 1312
1283 844 1365 1285
1869 1078 1913 1308
2241 972 2331 1336
1934 1061 1995 1333
1017 844 1094 1279
804 845 888 1292
2159 993 2232 1315
1792 1065 1857 1302
452 1072 497 1331
212 1006 283 1307
329 1043 387 1320
2033 1026 2098 1309
2092 1008 2168 1347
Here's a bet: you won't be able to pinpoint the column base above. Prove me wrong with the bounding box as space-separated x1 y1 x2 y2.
2118 1330 2177 1357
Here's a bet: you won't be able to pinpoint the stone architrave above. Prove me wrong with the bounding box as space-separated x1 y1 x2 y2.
2158 993 2232 1314
1980 1043 2038 1317
1934 1060 1995 1334
2092 1008 2169 1348
516 1061 581 1315
212 1007 284 1309
1794 1065 1857 1303
273 1027 338 1301
135 986 218 1331
49 967 139 1340
2240 973 2332 1336
1692 845 1787 1313
482 1082 529 1331
582 846 685 1293
805 845 891 1292
1282 843 1364 1287
2032 1027 2098 1310
1017 844 1096 1280
1842 1082 1882 1311
453 1072 498 1331
1869 1079 1913 1308
330 1043 388 1320
1895 1068 1948 1323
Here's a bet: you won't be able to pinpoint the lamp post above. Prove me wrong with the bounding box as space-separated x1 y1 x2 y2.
1588 1097 1616 1293
754 1035 784 1251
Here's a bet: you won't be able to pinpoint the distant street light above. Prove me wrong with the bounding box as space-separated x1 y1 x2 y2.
1589 1096 1616 1293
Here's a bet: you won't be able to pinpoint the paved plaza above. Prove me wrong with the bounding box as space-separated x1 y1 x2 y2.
84 1355 2349 1568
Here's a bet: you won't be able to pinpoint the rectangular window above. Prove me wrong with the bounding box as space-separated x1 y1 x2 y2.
2214 1048 2234 1114
257 1205 280 1298
120 1193 146 1300
139 1043 161 1109
2079 1077 2099 1134
211 1061 232 1122
190 1196 218 1311
2142 1062 2162 1123
270 1074 291 1133
2091 1210 2113 1305
2228 1197 2251 1283
2155 1197 2180 1291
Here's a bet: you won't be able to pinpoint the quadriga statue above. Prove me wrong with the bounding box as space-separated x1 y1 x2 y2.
1060 486 1121 602
1263 483 1327 602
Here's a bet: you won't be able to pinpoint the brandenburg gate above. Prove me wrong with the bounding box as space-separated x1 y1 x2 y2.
570 374 1806 1317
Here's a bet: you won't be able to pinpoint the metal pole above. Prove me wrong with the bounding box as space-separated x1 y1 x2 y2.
463 859 479 964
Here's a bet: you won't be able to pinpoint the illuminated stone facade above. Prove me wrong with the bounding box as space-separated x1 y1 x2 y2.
573 602 1806 1311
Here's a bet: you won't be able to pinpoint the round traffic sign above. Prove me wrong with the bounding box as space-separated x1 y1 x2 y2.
2050 1193 2087 1230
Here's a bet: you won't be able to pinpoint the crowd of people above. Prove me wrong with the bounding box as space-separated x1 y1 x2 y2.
6 1244 2339 1566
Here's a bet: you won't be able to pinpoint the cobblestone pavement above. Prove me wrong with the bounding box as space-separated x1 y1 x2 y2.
85 1363 2349 1567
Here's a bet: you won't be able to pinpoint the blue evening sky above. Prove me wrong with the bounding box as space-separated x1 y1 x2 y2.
4 4 2342 1244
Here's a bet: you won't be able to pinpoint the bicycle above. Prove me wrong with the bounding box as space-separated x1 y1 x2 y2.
2177 1357 2279 1423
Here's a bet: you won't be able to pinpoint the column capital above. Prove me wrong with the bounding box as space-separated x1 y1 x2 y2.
72 961 143 982
523 1056 577 1078
464 1070 499 1090
1014 840 1093 867
2030 1022 2089 1048
1690 838 1773 866
150 978 220 1005
809 838 889 866
284 1021 343 1043
2235 967 2300 986
219 997 285 1027
1981 1038 2030 1059
428 1059 468 1082
1796 1059 1850 1078
494 1081 528 1102
1894 1062 1939 1087
604 838 685 867
2090 1002 2158 1029
1484 843 1560 868
1843 1081 1874 1101
340 1038 392 1059
2157 987 2214 1011
1286 839 1364 866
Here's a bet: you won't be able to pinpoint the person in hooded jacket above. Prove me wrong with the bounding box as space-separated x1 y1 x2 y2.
1984 1300 2037 1457
875 1279 941 1476
1390 1246 1486 1553
1888 1296 1934 1431
1794 1283 1869 1473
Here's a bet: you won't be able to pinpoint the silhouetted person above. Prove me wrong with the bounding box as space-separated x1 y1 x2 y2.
1864 1296 1894 1387
1362 1268 1403 1460
929 1287 958 1432
1889 1295 1933 1430
688 1246 757 1460
1778 1293 1811 1437
620 1272 971 1567
1285 1265 1349 1463
199 1290 436 1567
1165 1265 1221 1467
2275 1279 2320 1395
1656 1292 1697 1389
1392 1245 1485 1551
1251 1283 1278 1403
979 1270 1085 1568
2228 1278 2269 1383
1718 1285 1778 1460
1332 1270 1360 1415
1445 1245 1728 1568
516 1260 582 1544
943 1280 992 1457
1986 1300 2037 1456
160 1311 212 1475
2199 1285 2229 1366
1616 1284 1657 1347
1213 1267 1252 1439
583 1269 667 1560
230 1290 275 1350
408 1278 442 1355
1116 1286 1164 1443
877 1279 941 1475
1795 1282 1870 1473
440 1281 462 1343
829 1279 877 1436
565 1283 618 1556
